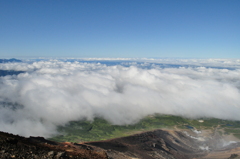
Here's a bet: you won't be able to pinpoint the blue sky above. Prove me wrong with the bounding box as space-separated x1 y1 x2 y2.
0 0 239 58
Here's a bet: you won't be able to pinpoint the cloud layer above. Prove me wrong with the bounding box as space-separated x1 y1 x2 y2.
0 59 240 137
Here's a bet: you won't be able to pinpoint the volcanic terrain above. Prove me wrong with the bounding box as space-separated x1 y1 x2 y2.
1 128 240 159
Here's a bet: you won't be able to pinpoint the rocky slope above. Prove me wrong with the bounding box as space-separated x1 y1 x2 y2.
87 129 207 159
1 129 240 159
0 131 107 159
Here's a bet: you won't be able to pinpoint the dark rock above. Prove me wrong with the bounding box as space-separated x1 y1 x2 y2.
0 131 108 159
228 154 240 159
47 151 55 157
55 152 66 158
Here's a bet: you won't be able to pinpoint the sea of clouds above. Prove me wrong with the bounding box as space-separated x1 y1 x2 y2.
0 58 240 137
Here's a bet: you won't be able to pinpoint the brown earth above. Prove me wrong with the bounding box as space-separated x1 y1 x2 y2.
0 131 107 159
1 129 240 159
86 129 240 159
87 129 207 159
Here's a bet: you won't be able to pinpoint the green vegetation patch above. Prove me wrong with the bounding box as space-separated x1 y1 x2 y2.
49 114 240 142
233 134 240 139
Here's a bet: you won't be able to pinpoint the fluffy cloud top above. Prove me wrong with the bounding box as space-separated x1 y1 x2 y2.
0 59 240 137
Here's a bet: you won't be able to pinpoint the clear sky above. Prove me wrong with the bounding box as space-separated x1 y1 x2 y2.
0 0 239 58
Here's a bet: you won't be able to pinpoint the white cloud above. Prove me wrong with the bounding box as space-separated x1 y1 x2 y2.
0 59 240 137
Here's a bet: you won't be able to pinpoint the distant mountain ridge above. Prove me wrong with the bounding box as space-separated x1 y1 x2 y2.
0 70 25 77
0 58 24 76
0 58 22 63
